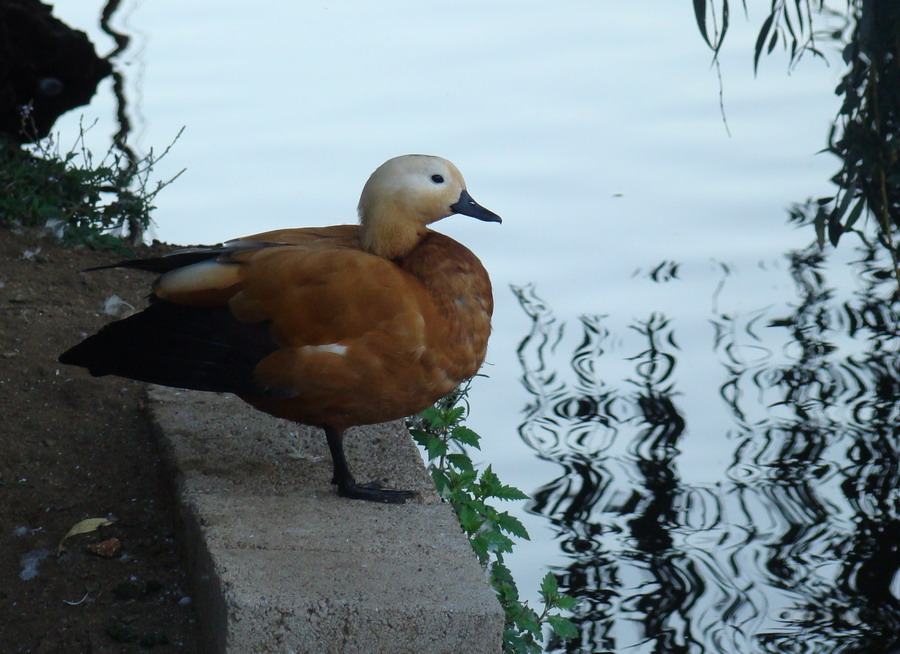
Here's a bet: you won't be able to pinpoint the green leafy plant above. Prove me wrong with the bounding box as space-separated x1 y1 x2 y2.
410 382 578 653
0 115 183 252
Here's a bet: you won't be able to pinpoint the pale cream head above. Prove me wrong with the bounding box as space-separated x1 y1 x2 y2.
357 154 500 259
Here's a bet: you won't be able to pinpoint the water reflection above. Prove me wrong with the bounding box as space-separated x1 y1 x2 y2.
100 0 137 166
512 242 900 653
99 0 143 240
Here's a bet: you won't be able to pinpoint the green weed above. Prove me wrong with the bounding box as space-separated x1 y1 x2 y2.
410 381 578 653
0 115 182 252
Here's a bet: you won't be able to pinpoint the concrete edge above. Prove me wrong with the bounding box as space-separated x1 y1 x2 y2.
144 385 504 654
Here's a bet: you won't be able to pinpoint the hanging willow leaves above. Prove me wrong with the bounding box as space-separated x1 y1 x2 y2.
691 0 732 55
691 0 900 292
754 12 776 71
693 0 713 47
693 0 825 67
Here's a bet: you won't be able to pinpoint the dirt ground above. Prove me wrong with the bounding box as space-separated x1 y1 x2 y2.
0 228 197 653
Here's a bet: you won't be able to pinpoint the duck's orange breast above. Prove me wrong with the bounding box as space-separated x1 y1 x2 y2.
397 231 494 387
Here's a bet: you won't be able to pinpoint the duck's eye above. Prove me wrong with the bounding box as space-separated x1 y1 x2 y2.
431 174 444 184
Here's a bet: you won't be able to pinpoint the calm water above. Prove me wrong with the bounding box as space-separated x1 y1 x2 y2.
48 2 900 652
509 245 900 653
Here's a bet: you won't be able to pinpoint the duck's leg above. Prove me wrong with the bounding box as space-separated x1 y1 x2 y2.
324 426 417 503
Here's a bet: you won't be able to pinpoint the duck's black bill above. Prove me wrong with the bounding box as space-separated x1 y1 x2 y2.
450 190 502 223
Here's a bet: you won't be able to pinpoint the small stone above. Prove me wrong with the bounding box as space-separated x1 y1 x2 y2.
87 538 122 558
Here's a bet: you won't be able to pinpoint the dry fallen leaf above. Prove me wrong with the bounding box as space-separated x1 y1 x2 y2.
58 518 113 555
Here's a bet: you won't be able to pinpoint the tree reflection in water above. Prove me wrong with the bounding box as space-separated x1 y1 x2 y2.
512 243 900 653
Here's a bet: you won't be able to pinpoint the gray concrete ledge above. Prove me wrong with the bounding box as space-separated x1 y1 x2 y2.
146 387 503 654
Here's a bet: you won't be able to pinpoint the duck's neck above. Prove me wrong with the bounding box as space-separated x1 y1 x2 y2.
360 209 427 260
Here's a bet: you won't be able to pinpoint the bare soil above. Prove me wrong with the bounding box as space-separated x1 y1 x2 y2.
0 228 197 653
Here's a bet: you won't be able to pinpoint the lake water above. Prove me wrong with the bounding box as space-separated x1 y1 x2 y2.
48 2 900 652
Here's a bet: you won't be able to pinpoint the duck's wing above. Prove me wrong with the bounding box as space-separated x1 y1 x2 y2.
222 244 435 411
84 225 359 273
59 226 434 412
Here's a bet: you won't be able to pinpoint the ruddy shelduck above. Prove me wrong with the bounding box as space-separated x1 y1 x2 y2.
59 154 500 503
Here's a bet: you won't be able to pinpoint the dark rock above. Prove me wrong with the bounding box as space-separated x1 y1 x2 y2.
0 0 112 142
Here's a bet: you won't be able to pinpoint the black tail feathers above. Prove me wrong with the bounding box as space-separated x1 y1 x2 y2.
59 302 278 395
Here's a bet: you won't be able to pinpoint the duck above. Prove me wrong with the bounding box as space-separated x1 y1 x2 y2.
58 154 500 503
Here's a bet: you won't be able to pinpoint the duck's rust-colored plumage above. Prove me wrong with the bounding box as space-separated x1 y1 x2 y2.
59 155 500 503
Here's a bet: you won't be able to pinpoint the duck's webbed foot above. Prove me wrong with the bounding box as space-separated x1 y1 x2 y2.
325 426 417 503
336 479 417 504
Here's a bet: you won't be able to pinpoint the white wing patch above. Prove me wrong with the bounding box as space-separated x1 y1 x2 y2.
304 343 348 356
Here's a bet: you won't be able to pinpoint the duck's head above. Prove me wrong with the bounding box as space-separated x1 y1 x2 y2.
358 154 501 259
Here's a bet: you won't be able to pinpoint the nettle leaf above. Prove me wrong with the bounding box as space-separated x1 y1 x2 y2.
539 572 559 599
499 485 530 501
491 561 517 589
466 498 490 517
445 406 466 425
420 406 443 427
547 615 578 640
481 464 500 482
417 389 580 652
470 536 489 563
446 452 474 472
496 582 519 604
430 468 451 495
409 428 430 449
480 529 515 554
479 465 501 493
495 512 530 540
457 504 484 534
447 489 473 507
503 630 540 654
424 436 447 460
451 426 481 448
452 469 478 490
555 595 578 611
515 606 542 635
